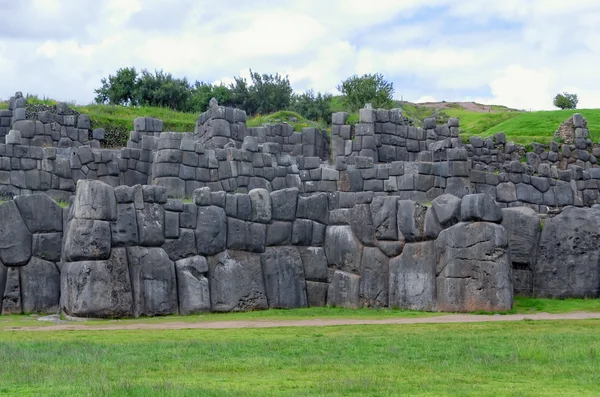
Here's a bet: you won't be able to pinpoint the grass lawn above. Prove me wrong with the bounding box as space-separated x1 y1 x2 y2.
0 319 598 396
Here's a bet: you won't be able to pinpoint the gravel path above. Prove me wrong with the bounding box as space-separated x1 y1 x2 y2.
5 312 600 332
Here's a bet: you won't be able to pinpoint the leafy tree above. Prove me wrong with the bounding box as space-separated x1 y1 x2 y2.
94 67 139 106
136 69 192 111
228 76 255 114
290 90 332 123
553 92 579 110
189 82 232 113
248 69 293 115
337 73 395 111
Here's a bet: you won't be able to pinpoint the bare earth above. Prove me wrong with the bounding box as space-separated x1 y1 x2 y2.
5 312 600 332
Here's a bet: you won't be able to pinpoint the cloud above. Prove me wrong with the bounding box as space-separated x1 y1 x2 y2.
0 0 599 110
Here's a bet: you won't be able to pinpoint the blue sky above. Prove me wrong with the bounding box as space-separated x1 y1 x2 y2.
1 0 599 110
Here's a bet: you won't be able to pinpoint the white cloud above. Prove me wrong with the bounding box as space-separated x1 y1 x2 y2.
0 0 599 110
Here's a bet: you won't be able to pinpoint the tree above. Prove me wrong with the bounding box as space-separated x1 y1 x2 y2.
135 69 192 111
290 90 332 123
247 69 293 115
94 67 139 106
337 73 395 111
553 92 579 110
189 81 232 113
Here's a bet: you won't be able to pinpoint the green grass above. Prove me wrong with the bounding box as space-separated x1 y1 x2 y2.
246 110 327 131
444 107 523 135
1 320 599 396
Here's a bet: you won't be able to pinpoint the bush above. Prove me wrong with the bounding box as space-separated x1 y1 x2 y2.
337 73 395 111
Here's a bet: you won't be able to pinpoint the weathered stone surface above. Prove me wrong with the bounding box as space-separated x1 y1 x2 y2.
397 200 427 242
389 241 436 311
327 270 360 309
162 229 197 261
31 233 63 263
175 256 210 314
0 201 32 266
2 267 21 314
296 193 329 224
62 248 134 318
423 207 443 239
370 196 398 240
64 219 112 261
501 207 540 268
350 204 377 246
377 240 404 257
435 222 513 312
431 194 461 227
460 194 502 223
324 226 363 274
136 204 165 247
359 247 389 307
249 188 271 223
207 250 268 312
20 257 60 314
127 247 178 317
534 207 600 298
196 206 227 255
270 188 298 221
261 246 308 308
14 194 63 233
111 203 139 247
72 180 117 221
305 281 328 307
298 247 328 281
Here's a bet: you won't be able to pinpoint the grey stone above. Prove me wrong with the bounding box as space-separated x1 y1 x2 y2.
0 201 32 266
534 207 600 298
249 188 271 223
175 256 210 314
389 241 436 311
423 207 443 239
501 207 540 268
195 206 227 255
431 194 461 227
261 246 308 309
111 203 139 247
298 247 328 281
350 204 377 246
207 250 268 312
2 267 21 314
127 247 178 317
496 182 517 203
324 226 363 274
296 193 329 224
72 180 117 221
435 222 513 312
136 204 165 247
20 257 60 314
64 219 112 262
32 233 63 262
359 247 389 307
14 194 63 233
162 229 197 261
397 200 427 242
305 281 328 307
377 240 404 257
62 248 134 318
460 194 502 222
266 221 292 246
327 270 360 309
370 196 398 240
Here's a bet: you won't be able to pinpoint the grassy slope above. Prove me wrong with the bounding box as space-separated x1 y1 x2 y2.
1 320 599 396
245 110 327 131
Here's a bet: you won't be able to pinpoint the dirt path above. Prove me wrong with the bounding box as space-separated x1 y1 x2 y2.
5 312 600 332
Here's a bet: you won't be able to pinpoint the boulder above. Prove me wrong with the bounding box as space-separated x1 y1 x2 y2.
327 270 360 309
389 241 436 311
63 219 112 261
324 226 363 274
534 207 600 298
0 201 32 266
460 194 502 223
359 247 389 307
435 222 513 312
501 207 540 268
175 256 211 315
207 250 268 312
20 257 60 314
127 247 178 317
61 248 134 318
195 206 227 255
261 247 308 308
14 194 63 233
72 180 117 221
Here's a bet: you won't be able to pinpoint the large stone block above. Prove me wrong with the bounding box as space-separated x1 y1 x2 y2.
324 226 363 274
32 233 63 262
359 247 389 307
431 194 461 227
389 241 436 311
306 281 328 307
20 257 60 314
63 219 112 262
261 246 308 309
127 247 178 317
14 194 63 233
111 203 139 247
0 201 32 266
61 248 134 318
249 188 271 223
501 207 540 268
72 180 117 221
175 256 210 314
460 193 502 223
350 204 376 246
136 204 165 247
397 200 427 242
162 229 197 261
370 196 399 240
534 207 600 298
327 270 360 309
270 188 298 221
298 247 328 281
207 250 268 312
435 222 513 312
296 193 329 225
196 206 227 255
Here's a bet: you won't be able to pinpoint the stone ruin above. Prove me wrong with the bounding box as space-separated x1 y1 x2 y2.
0 91 598 318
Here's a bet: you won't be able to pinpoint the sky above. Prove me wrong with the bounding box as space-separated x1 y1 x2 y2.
1 0 599 110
